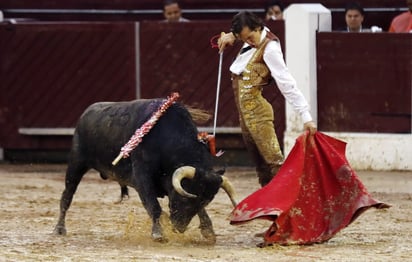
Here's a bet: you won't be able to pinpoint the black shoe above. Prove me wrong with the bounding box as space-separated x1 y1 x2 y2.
256 242 273 248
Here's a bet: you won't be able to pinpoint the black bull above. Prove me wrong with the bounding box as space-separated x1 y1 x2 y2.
53 98 236 242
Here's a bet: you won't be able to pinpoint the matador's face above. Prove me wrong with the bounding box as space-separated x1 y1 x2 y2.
237 27 262 48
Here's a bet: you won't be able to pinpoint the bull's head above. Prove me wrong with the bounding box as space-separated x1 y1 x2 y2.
168 166 237 234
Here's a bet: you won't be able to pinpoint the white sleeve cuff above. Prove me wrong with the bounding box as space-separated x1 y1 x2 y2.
301 111 313 124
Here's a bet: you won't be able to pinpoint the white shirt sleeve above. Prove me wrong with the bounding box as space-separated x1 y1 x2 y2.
263 41 313 123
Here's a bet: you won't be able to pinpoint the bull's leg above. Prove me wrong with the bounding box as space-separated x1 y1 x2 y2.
99 171 129 203
130 164 165 242
120 185 129 201
115 185 129 204
198 208 216 242
134 188 164 241
53 160 89 235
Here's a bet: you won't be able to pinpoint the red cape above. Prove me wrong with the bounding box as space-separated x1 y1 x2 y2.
230 132 389 245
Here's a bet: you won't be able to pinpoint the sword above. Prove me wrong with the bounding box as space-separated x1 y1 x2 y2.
208 33 225 157
213 51 223 137
210 33 225 137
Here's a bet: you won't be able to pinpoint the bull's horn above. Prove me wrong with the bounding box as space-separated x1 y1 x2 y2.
172 166 197 198
221 176 237 207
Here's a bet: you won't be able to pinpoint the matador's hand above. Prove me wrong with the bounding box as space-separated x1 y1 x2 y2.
218 32 236 53
304 121 317 136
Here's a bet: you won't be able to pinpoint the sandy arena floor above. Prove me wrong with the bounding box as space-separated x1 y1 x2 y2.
0 163 411 261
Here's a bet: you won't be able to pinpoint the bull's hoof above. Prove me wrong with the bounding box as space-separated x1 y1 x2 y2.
114 195 129 204
200 227 216 243
152 232 167 243
53 225 67 236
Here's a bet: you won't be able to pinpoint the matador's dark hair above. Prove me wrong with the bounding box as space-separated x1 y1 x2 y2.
231 11 264 36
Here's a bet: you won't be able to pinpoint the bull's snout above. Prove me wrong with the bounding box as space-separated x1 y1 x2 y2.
172 223 187 233
170 215 191 233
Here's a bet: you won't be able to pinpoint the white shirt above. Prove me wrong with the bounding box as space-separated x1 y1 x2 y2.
230 29 313 123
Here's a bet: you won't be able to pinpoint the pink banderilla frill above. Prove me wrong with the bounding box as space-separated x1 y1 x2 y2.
112 92 180 166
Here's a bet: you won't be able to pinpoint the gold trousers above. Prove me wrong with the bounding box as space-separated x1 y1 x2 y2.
232 75 284 186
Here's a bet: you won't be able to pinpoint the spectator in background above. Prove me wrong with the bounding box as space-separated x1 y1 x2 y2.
162 0 189 23
344 2 382 32
389 0 412 32
344 2 365 32
264 0 285 21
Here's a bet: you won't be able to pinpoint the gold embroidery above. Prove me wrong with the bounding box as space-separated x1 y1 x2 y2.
232 36 284 172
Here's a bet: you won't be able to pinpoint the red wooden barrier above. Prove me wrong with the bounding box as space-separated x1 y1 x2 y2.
0 21 286 162
0 22 136 149
317 32 412 133
1 20 410 164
